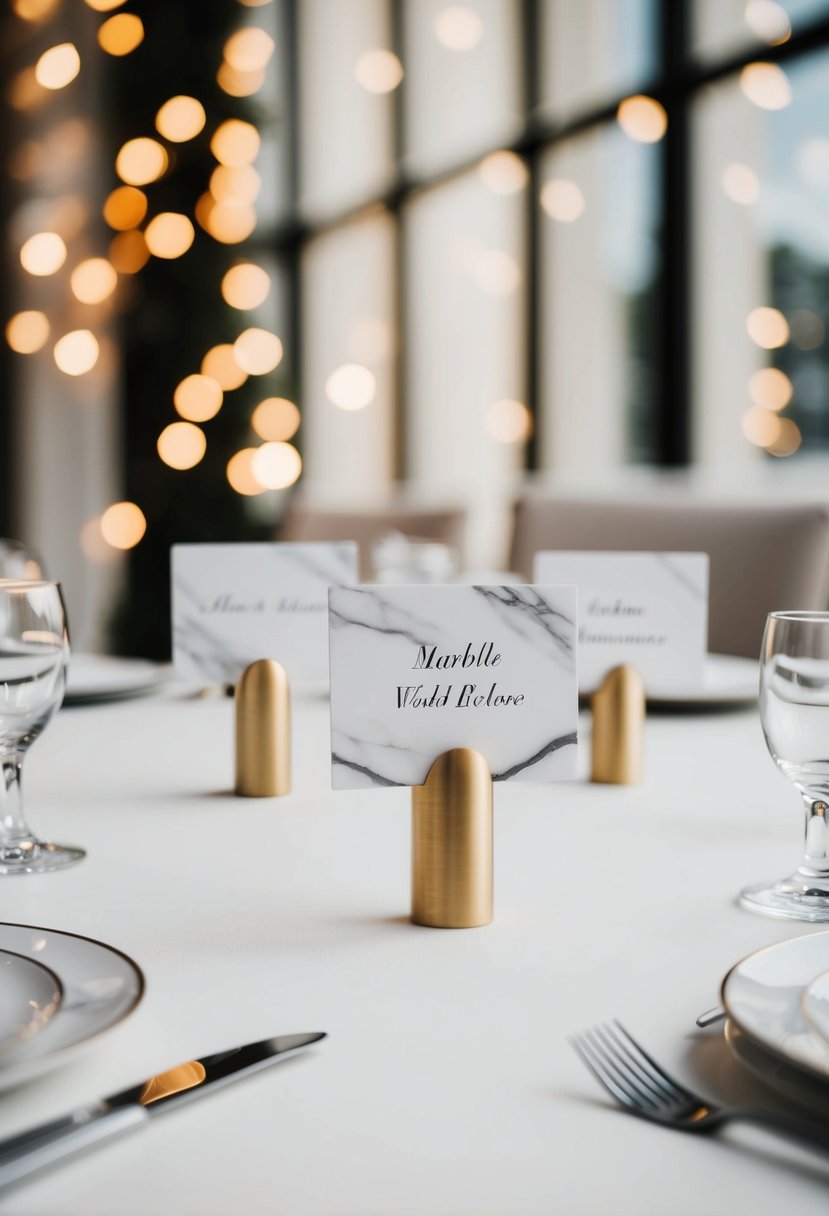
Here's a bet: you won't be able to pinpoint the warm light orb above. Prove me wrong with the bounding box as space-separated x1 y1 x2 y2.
233 328 283 374
484 399 533 443
355 49 404 94
744 0 791 45
9 67 49 112
540 178 586 222
173 374 223 422
20 231 66 275
747 306 790 349
157 421 206 469
721 162 759 205
217 63 266 97
221 263 271 309
70 258 118 304
478 151 528 194
116 137 168 185
325 363 376 411
252 441 302 489
53 329 99 376
748 367 793 410
226 448 264 495
109 230 149 273
6 311 50 354
434 5 483 50
35 43 81 90
210 164 261 205
742 406 782 447
202 344 248 390
155 95 206 142
475 250 521 296
210 119 260 166
13 0 61 20
617 95 667 142
252 397 300 441
84 0 128 10
223 27 274 72
145 212 195 259
768 417 802 457
97 13 144 55
103 185 147 230
201 199 257 243
740 62 792 109
100 501 146 549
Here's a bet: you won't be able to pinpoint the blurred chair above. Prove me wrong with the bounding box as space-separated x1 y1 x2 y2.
279 498 467 580
509 491 829 657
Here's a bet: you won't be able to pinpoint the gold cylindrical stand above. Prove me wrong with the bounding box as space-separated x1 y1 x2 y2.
590 664 645 785
234 659 291 797
411 748 493 929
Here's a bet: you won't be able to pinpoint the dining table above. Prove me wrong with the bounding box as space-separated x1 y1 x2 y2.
0 681 828 1214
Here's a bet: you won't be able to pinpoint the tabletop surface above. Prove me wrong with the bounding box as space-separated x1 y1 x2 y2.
0 686 828 1214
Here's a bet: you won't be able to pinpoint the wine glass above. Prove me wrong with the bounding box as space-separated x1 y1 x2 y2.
741 610 829 920
0 581 84 874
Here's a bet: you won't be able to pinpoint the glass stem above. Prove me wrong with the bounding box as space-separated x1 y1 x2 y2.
0 753 33 850
801 795 829 876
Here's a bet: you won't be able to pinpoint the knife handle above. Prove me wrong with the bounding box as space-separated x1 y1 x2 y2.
0 1103 148 1191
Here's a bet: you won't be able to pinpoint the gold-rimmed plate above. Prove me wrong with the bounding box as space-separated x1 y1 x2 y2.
0 949 61 1058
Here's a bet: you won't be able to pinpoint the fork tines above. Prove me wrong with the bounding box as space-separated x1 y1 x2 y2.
570 1021 695 1116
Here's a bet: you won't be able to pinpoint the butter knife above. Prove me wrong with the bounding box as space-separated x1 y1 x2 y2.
0 1031 325 1192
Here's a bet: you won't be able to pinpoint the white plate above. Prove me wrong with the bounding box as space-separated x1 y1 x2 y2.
722 931 829 1082
65 655 169 706
646 653 758 707
0 949 61 1057
802 968 829 1049
0 924 144 1090
724 1020 829 1117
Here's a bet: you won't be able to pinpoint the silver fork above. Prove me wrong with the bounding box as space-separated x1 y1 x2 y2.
570 1020 829 1154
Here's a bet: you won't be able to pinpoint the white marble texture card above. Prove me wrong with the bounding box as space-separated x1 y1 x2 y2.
328 584 578 789
533 551 708 693
172 542 357 684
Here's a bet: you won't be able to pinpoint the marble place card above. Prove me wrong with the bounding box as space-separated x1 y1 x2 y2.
533 551 708 693
172 542 357 684
328 584 578 789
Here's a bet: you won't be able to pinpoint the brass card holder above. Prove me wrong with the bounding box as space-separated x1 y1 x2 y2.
411 748 493 929
590 664 645 785
234 659 291 797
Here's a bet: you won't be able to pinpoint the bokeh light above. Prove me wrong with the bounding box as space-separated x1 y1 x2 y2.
221 263 271 309
355 49 404 93
217 64 266 97
70 258 118 304
13 0 61 20
202 343 248 390
53 329 99 376
768 417 802 456
8 67 49 112
5 311 50 354
252 397 300 441
227 448 264 495
173 374 223 422
740 62 792 109
157 422 207 469
100 501 146 549
540 179 586 222
97 13 144 55
197 195 257 243
84 0 128 10
484 399 533 443
478 151 528 194
223 27 274 71
116 138 168 185
742 406 782 447
35 44 81 90
20 231 66 275
721 162 760 205
617 95 668 142
145 212 195 259
210 120 260 166
233 328 282 374
109 230 150 273
103 185 148 230
210 164 261 204
252 441 302 489
744 1 791 45
748 367 793 410
747 306 790 349
325 363 376 410
434 5 483 50
155 96 206 142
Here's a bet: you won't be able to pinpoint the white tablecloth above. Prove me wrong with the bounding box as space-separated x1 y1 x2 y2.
0 689 828 1214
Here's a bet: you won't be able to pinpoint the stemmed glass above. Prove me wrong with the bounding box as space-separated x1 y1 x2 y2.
0 581 84 874
741 611 829 920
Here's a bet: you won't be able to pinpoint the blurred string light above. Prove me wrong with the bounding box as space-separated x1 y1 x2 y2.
478 151 527 194
217 63 266 97
155 96 206 142
116 137 168 185
20 231 66 275
103 185 148 230
97 13 144 56
145 212 195 258
616 95 667 142
13 0 61 20
540 179 585 221
157 422 207 469
174 374 223 422
202 343 248 390
196 195 257 243
355 49 404 94
325 363 376 410
226 448 264 495
9 67 49 112
721 162 759 204
223 27 274 71
210 119 260 166
85 0 128 10
233 328 282 374
252 397 300 441
221 262 271 309
252 441 302 489
53 329 99 376
210 164 261 204
484 399 533 444
744 0 792 45
434 5 483 50
768 418 802 456
100 502 146 550
749 367 793 410
747 306 789 348
6 311 50 354
35 44 81 90
109 230 150 273
70 257 118 304
740 61 792 109
742 408 801 456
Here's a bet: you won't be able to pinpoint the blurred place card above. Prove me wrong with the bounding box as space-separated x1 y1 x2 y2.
172 542 357 684
533 551 708 693
328 584 578 789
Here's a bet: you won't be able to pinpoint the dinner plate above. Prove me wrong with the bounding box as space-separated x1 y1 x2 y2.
802 968 829 1049
646 653 758 708
65 655 169 706
724 1020 829 1117
0 949 62 1057
0 924 144 1091
721 931 829 1082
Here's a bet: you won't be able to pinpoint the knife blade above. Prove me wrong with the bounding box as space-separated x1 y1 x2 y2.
0 1031 325 1192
